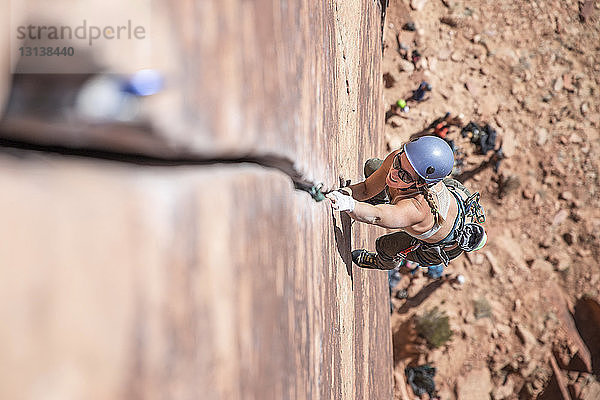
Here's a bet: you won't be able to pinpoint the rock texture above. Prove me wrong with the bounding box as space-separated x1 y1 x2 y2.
0 154 391 399
0 0 391 399
384 0 600 398
1 0 384 185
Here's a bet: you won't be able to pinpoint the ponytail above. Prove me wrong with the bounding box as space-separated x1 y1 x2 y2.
421 184 446 226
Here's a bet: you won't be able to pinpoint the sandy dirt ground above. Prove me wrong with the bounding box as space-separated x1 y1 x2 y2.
381 0 600 399
0 1 395 399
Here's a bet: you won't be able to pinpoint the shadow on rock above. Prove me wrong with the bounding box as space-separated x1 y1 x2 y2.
332 209 353 285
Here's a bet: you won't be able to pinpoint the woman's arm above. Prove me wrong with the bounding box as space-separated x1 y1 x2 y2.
348 200 423 229
346 149 401 201
326 191 423 230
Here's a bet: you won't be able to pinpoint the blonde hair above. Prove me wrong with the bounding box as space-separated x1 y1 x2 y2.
422 185 446 226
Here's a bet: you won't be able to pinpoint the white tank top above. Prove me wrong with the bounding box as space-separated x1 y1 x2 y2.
411 184 451 240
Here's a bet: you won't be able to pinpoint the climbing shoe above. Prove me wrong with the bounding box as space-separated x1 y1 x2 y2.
352 249 379 269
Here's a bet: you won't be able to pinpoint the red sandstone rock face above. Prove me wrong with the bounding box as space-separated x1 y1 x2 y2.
0 0 384 186
382 0 600 397
0 160 392 399
0 1 391 399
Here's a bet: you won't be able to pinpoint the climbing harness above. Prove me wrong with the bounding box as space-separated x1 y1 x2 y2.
445 183 487 253
399 241 422 257
463 191 486 223
409 179 487 267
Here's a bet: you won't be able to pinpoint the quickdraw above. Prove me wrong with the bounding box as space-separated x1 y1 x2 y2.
463 192 486 223
308 183 326 202
293 181 327 202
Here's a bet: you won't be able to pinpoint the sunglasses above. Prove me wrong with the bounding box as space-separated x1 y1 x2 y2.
392 150 415 184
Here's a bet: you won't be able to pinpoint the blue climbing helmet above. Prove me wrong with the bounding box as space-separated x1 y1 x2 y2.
404 136 454 185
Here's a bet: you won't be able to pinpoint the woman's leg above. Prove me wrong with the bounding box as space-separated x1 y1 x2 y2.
374 231 420 269
353 231 425 271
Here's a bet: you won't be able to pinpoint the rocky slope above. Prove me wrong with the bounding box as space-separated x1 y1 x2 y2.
382 1 600 399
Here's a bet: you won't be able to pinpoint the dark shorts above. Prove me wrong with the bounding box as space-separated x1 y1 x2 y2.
374 203 464 269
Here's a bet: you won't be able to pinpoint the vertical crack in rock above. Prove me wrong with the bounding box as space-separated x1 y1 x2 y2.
335 2 351 97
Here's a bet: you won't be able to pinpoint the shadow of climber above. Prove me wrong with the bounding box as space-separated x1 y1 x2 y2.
332 209 353 285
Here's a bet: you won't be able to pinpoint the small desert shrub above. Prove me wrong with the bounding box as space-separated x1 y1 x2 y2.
473 297 492 319
415 307 453 348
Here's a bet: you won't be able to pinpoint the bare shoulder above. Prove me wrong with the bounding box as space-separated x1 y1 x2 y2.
409 194 431 217
391 192 425 207
391 196 428 219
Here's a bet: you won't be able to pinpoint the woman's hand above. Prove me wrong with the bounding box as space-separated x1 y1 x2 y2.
326 191 356 212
